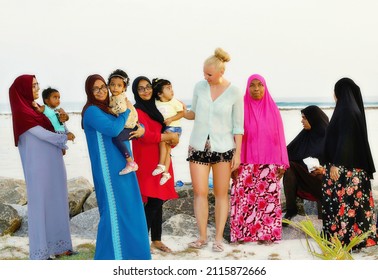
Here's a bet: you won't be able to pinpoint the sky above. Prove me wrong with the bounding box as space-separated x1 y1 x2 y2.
1 0 378 108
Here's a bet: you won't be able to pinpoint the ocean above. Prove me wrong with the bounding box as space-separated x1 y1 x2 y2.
1 101 378 114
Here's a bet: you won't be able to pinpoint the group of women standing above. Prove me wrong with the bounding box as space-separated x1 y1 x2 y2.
184 48 378 250
8 48 377 260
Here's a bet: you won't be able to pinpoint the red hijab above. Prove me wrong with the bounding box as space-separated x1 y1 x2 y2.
81 74 114 128
9 75 54 146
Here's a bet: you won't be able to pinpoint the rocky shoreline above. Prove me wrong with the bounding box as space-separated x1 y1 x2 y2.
1 176 378 260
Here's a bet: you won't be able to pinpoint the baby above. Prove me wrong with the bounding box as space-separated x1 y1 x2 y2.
32 87 75 154
108 69 139 175
152 78 184 185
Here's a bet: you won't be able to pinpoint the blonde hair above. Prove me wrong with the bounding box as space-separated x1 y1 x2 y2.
204 47 231 73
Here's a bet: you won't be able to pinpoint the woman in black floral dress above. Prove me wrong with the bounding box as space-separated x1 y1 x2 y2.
322 77 378 248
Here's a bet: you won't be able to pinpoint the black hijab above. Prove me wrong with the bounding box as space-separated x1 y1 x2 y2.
323 77 375 178
287 105 329 164
132 76 165 131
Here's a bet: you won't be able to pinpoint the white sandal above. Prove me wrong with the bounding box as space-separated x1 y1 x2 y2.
160 172 172 185
152 164 165 176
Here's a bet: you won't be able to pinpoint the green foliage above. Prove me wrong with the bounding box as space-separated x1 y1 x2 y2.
283 217 372 260
55 243 95 260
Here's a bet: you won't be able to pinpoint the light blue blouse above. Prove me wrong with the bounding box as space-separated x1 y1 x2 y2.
189 80 244 153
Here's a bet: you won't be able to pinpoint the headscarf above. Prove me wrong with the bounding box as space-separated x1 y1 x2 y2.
287 105 329 164
132 76 165 131
241 74 289 167
81 74 113 128
324 77 375 177
9 74 54 146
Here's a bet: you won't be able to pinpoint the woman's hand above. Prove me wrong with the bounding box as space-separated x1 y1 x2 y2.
67 132 75 141
311 166 325 176
276 168 285 180
129 124 145 139
57 108 69 122
165 131 179 146
231 153 240 172
330 165 340 181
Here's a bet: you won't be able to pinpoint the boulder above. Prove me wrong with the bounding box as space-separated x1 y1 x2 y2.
70 207 99 239
162 213 216 238
67 177 94 217
0 203 22 236
0 177 27 205
163 186 216 224
9 204 28 237
83 191 98 211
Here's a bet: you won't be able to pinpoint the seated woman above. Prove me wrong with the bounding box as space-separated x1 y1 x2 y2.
283 105 329 222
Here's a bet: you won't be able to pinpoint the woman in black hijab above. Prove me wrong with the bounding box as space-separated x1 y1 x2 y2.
283 105 329 222
322 77 377 249
131 76 179 253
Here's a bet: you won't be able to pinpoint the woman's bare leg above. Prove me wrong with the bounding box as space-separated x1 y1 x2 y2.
212 162 231 242
190 161 211 241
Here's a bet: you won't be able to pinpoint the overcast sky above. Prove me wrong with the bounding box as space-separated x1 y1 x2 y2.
1 0 378 106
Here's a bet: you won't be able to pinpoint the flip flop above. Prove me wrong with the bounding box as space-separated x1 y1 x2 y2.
188 239 208 249
212 241 224 252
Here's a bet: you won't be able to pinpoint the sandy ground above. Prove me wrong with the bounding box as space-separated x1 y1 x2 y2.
1 109 378 261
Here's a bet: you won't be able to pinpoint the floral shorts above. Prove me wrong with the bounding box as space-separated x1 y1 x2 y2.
187 137 234 165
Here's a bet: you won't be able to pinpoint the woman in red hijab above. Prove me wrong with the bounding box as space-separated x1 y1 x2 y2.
9 75 75 260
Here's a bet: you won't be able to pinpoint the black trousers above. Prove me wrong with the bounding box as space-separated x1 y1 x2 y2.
144 197 164 241
283 161 322 217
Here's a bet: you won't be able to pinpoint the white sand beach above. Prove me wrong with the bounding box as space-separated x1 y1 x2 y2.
1 108 378 262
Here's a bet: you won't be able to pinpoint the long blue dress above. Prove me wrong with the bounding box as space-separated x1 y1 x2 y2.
18 126 73 260
83 105 151 260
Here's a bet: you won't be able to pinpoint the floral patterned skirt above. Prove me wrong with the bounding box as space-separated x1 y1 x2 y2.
230 163 282 243
322 164 378 248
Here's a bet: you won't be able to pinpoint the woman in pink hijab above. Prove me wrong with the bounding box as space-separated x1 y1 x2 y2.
230 74 289 244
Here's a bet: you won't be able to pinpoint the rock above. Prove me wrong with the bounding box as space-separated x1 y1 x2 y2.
0 203 22 236
70 207 99 239
83 192 97 211
162 213 216 239
164 185 216 224
282 215 323 240
9 204 28 237
0 177 27 205
67 177 94 217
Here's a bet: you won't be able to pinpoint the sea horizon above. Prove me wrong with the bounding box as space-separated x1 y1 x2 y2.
1 100 378 114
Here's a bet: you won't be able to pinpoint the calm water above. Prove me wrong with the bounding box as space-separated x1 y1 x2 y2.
1 101 378 114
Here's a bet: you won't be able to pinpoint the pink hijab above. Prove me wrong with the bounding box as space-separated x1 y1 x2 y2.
241 74 289 168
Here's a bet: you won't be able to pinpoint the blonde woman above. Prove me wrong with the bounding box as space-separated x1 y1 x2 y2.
184 48 244 252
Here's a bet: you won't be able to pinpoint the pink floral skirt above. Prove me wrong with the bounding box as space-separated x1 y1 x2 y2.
230 163 282 243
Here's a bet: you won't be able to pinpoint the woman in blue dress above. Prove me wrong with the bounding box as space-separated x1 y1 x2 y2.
81 74 151 260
